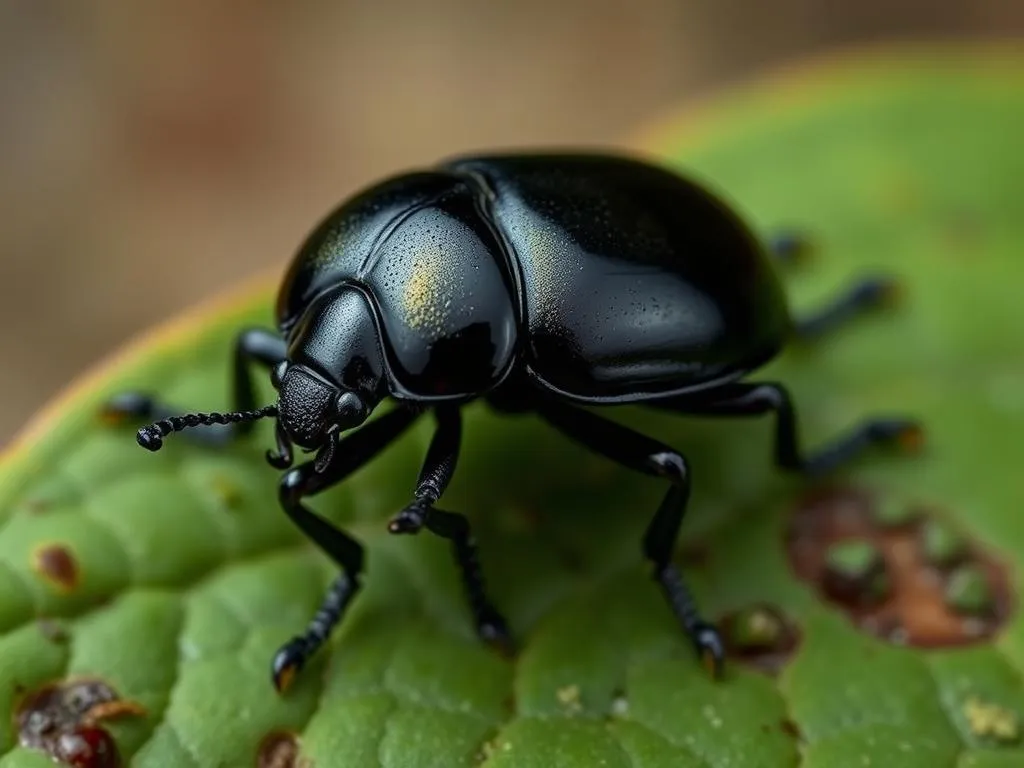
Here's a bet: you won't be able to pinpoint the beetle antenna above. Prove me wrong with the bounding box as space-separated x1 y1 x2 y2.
136 405 278 451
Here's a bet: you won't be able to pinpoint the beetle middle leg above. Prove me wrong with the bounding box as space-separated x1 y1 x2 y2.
535 399 725 678
387 406 512 651
101 327 286 445
650 382 923 477
272 405 423 692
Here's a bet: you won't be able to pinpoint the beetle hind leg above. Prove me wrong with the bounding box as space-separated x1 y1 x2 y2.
651 382 923 477
535 399 725 678
768 230 814 266
792 276 902 342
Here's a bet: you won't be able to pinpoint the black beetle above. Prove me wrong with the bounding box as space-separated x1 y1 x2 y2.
105 152 922 691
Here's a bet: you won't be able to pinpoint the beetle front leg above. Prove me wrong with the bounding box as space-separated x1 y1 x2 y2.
387 406 511 651
271 405 423 692
536 399 725 679
102 327 287 445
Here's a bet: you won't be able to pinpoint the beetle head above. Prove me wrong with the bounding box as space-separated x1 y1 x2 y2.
131 287 386 475
266 362 369 471
269 287 387 471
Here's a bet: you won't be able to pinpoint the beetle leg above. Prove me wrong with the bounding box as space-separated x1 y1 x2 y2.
768 230 814 266
101 327 287 445
650 382 923 477
535 400 725 679
271 405 423 693
387 407 512 652
792 276 902 341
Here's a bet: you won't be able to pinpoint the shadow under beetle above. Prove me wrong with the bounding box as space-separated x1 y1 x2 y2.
105 152 923 692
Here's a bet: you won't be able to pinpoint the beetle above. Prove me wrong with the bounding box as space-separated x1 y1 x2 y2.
104 151 922 692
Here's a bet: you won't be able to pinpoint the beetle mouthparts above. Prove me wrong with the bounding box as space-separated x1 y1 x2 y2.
266 419 294 469
313 435 337 474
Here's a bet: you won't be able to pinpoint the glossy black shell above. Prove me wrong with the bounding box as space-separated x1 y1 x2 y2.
276 152 793 404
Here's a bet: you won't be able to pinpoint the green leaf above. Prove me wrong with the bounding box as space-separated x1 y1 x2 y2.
2 43 1023 767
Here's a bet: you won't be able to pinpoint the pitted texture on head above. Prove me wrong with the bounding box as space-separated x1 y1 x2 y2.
278 367 335 448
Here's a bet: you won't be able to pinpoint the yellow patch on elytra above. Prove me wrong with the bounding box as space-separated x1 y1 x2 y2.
402 252 453 335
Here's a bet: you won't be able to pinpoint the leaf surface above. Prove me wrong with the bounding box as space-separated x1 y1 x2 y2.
1 43 1023 767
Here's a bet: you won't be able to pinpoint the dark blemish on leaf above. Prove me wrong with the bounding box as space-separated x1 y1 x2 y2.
822 539 890 607
719 603 800 675
32 544 80 592
14 678 146 768
37 619 70 644
256 731 303 768
779 719 801 740
786 486 1012 647
501 692 516 716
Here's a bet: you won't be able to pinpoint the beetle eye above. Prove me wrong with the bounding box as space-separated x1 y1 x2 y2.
271 362 289 390
334 391 367 426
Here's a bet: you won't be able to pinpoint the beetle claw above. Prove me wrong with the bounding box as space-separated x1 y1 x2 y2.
478 612 515 657
693 622 726 680
271 638 307 694
870 419 926 454
388 502 429 534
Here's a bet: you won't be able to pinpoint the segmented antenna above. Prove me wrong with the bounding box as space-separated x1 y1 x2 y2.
136 405 278 451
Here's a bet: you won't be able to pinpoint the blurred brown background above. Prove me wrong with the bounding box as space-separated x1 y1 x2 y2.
0 0 1020 443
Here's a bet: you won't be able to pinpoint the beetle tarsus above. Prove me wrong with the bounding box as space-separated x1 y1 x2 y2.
271 642 304 693
768 230 814 266
387 500 429 534
794 275 902 341
271 573 358 693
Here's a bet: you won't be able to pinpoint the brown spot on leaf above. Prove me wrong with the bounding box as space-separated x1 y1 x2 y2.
256 731 304 768
32 544 79 592
719 603 800 675
786 487 1012 647
14 678 146 768
23 498 51 515
779 719 802 740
